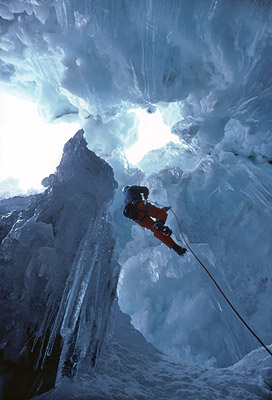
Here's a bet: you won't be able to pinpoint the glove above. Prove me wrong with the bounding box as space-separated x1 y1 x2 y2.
143 187 149 200
153 220 164 230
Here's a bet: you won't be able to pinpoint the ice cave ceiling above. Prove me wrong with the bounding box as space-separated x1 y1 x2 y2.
1 0 271 160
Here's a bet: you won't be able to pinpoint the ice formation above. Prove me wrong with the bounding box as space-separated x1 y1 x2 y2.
0 131 119 397
0 0 272 399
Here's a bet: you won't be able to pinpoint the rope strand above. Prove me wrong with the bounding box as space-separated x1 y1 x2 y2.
169 207 272 358
137 168 141 186
147 198 271 357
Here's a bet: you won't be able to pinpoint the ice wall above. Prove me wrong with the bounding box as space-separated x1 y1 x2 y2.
0 0 272 393
1 133 271 400
0 131 119 398
35 308 272 400
118 151 272 367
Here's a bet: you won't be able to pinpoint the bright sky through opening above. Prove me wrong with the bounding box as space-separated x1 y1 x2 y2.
0 93 79 194
125 109 180 165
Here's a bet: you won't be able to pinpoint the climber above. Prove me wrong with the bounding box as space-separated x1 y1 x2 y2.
122 185 187 256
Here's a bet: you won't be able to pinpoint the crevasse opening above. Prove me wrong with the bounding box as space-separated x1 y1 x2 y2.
124 108 180 165
0 93 80 196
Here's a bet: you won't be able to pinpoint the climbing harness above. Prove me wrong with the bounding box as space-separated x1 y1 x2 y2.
153 220 173 236
148 198 272 358
133 201 149 223
123 200 149 223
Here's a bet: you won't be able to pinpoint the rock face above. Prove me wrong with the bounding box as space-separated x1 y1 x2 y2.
0 130 119 399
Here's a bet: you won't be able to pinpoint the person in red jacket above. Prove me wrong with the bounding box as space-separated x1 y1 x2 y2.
123 185 186 256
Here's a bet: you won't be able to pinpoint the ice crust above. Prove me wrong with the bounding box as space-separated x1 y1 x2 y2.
35 310 272 400
0 0 272 399
0 131 119 397
118 153 272 367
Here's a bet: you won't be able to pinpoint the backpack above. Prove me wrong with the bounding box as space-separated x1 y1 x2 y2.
123 203 139 219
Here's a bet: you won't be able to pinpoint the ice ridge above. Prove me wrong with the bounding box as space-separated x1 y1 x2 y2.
0 130 119 398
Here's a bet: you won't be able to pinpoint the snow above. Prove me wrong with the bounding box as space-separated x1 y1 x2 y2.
0 0 272 399
35 310 272 400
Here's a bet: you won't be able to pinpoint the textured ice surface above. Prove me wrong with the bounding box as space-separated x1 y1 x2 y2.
0 1 271 136
118 153 272 367
0 131 119 398
35 309 272 400
1 0 272 168
1 0 272 399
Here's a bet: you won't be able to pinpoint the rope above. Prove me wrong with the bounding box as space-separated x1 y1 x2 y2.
137 168 141 186
169 208 272 358
148 199 272 357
